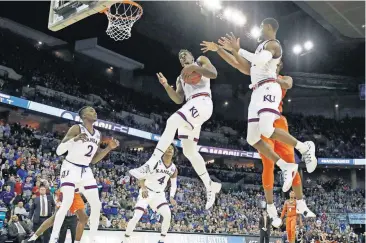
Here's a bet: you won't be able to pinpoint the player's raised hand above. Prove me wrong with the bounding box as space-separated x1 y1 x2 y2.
218 37 233 51
156 72 168 86
108 137 119 149
220 32 241 52
200 41 219 53
73 133 88 143
170 197 177 206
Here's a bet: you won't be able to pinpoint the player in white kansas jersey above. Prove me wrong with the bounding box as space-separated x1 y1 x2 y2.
124 144 178 243
50 106 119 243
216 18 317 192
145 49 221 210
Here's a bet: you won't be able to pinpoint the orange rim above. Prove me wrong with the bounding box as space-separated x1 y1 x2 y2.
100 0 143 20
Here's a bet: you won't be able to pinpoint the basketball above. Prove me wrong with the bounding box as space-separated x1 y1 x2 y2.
184 72 202 85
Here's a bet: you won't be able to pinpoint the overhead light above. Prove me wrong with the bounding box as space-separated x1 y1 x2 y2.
224 101 228 105
250 26 261 39
304 41 313 51
223 8 246 26
293 45 302 55
110 66 113 70
38 41 43 45
335 104 339 108
288 99 291 102
202 0 222 11
362 24 365 28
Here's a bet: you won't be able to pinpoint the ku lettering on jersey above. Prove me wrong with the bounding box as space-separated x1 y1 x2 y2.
176 61 213 141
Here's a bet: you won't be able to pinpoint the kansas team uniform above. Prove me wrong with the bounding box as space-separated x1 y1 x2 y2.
176 62 213 142
134 160 177 212
60 124 100 190
244 39 283 141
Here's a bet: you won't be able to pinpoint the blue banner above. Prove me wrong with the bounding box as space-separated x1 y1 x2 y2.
0 93 29 109
318 158 354 165
348 213 366 224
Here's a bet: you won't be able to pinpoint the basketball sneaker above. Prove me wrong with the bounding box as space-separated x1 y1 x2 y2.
267 204 282 228
205 181 222 210
279 162 298 192
301 141 317 173
296 199 316 218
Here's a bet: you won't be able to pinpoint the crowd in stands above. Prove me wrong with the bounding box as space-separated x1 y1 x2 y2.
0 121 362 242
0 29 364 159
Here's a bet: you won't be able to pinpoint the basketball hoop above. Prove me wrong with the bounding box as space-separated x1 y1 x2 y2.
102 1 143 41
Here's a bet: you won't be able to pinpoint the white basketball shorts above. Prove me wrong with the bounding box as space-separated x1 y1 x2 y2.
60 160 97 192
134 188 169 212
247 82 282 143
176 96 213 142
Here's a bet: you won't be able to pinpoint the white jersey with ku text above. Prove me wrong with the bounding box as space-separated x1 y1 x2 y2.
144 160 177 193
65 124 101 166
250 39 282 85
178 62 211 100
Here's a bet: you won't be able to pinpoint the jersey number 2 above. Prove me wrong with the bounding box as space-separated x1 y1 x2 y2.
157 176 165 185
85 145 93 157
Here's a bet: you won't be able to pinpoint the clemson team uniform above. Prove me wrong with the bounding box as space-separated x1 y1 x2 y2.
259 75 301 189
281 200 298 242
56 190 85 214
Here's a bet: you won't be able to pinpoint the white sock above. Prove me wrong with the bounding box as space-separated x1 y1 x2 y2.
295 141 308 154
75 241 80 243
181 140 211 189
160 234 166 242
29 234 39 240
126 210 143 236
276 158 286 168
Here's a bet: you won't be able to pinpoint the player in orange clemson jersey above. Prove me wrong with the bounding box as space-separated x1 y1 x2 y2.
26 189 88 243
200 41 315 228
281 191 303 243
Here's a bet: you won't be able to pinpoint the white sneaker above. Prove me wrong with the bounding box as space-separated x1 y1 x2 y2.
279 163 298 192
302 141 317 173
267 204 282 228
205 181 222 210
296 199 316 218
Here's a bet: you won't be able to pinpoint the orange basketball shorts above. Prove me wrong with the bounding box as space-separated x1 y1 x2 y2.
69 193 85 214
286 216 297 241
260 115 301 189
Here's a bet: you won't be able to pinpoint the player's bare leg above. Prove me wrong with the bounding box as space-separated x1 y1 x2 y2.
181 139 221 209
251 139 297 192
25 215 55 242
75 209 89 242
270 128 317 173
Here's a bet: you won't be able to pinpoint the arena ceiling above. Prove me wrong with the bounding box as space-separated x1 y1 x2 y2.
295 1 365 40
0 1 364 87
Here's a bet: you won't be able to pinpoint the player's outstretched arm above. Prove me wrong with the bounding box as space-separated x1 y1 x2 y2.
91 138 119 164
157 73 184 104
200 41 250 75
196 56 218 79
277 75 293 90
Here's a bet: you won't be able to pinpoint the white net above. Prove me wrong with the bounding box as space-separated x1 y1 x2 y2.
105 1 143 41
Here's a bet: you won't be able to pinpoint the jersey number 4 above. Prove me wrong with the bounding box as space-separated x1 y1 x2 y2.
157 176 165 185
84 145 93 157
